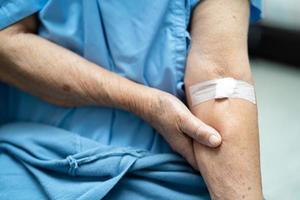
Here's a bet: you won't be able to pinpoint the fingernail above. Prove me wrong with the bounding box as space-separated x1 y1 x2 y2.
209 135 221 147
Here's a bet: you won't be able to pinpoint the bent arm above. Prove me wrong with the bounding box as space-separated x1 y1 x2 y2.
185 0 263 199
0 15 223 167
0 15 156 117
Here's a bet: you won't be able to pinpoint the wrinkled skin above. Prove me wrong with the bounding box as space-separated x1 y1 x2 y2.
142 90 221 169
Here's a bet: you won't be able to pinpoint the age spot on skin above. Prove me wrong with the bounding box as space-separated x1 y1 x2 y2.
62 84 71 92
248 186 252 191
242 194 245 199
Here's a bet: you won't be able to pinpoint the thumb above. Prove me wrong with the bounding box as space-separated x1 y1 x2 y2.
180 113 222 147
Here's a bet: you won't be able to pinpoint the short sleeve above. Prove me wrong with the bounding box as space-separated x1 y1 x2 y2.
249 0 262 23
190 0 262 23
0 0 48 30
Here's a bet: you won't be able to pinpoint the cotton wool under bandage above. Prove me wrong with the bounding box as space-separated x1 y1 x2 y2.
189 77 256 106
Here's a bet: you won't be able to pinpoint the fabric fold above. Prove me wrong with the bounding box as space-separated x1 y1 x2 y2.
0 122 207 199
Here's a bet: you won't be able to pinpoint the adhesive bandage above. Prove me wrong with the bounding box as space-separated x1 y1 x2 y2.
189 77 256 106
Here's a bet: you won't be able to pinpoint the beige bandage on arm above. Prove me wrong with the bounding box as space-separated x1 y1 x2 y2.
189 77 256 107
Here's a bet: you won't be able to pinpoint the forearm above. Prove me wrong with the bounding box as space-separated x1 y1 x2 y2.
0 16 156 118
185 0 262 199
0 16 227 170
192 101 262 199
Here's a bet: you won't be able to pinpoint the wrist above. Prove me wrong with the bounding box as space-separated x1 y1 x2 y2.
134 87 177 125
124 86 164 121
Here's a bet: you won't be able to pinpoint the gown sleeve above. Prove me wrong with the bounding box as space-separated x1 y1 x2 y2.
249 0 262 23
0 0 48 30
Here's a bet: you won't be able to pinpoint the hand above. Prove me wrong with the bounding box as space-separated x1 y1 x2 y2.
142 89 222 169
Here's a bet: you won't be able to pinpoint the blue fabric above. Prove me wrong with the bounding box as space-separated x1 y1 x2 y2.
0 0 262 199
0 122 209 200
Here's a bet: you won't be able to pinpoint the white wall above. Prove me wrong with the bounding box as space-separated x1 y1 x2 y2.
262 0 300 30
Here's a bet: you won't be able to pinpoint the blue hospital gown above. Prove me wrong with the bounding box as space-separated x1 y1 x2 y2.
0 0 261 199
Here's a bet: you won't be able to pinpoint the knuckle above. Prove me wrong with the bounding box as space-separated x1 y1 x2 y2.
177 114 188 130
175 112 184 123
194 125 207 141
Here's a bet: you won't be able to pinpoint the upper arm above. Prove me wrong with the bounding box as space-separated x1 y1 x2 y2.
0 15 37 37
0 15 37 62
0 15 37 82
184 0 255 87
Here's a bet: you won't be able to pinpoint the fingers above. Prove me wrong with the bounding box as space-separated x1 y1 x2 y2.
180 114 222 147
183 149 198 171
171 136 199 170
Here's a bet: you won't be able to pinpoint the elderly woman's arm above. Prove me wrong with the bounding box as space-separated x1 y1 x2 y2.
0 15 222 170
185 0 263 199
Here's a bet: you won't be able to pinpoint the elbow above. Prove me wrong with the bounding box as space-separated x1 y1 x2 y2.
0 14 37 55
184 49 253 87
